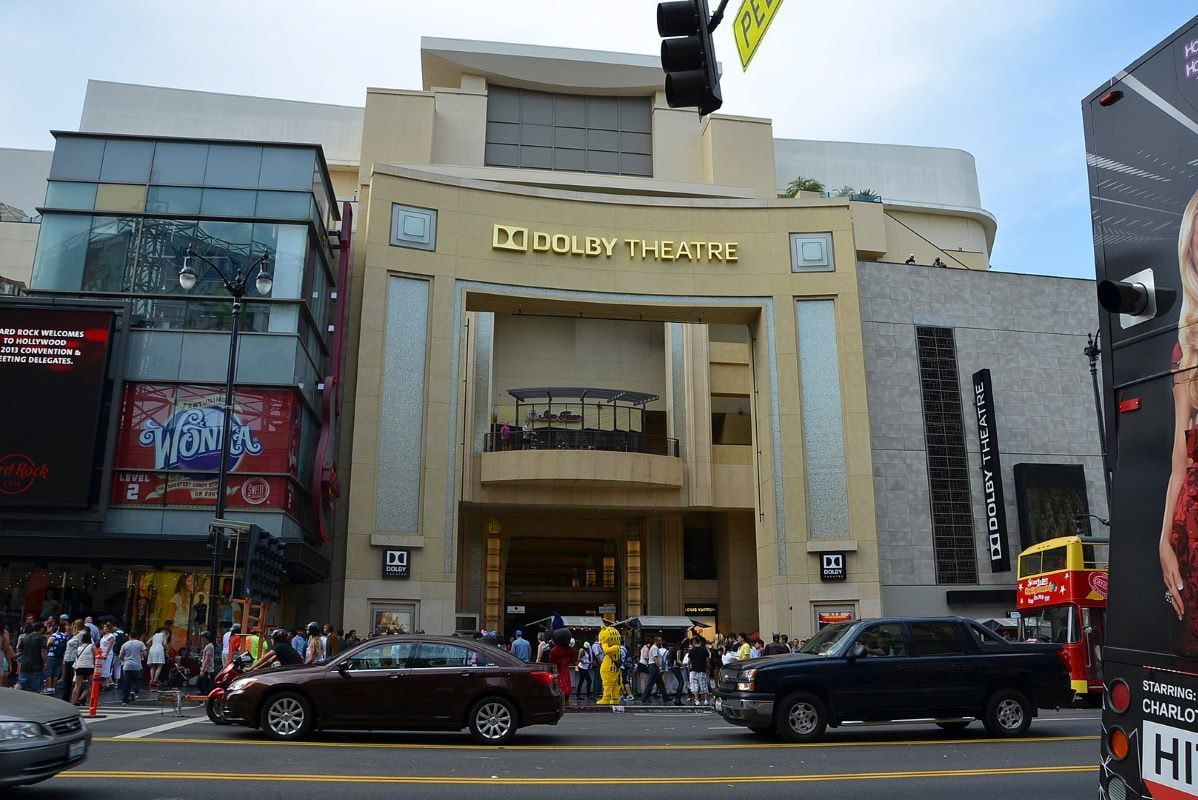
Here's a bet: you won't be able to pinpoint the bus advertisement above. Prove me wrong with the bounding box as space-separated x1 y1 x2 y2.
1015 535 1108 702
1085 14 1198 800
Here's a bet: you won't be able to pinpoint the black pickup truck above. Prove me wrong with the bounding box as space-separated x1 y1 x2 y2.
715 616 1073 742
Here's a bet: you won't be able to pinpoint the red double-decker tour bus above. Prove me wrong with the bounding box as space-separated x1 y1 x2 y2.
1016 535 1109 703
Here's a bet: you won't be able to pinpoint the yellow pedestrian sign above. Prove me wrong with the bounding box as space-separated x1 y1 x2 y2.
733 0 784 70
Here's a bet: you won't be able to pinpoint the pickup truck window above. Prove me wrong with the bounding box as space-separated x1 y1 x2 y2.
909 621 965 656
965 621 1013 649
796 622 854 656
855 623 907 657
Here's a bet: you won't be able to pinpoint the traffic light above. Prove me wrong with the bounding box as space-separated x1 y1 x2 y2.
242 525 287 603
658 0 723 116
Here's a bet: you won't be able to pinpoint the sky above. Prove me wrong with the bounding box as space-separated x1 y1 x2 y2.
0 1 1193 279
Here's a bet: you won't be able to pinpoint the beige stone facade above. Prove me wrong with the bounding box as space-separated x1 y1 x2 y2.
340 163 880 639
329 39 1003 641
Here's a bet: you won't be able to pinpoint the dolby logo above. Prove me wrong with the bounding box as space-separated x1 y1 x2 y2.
492 225 529 252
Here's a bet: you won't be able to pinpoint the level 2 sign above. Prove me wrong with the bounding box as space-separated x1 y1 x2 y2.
383 548 411 580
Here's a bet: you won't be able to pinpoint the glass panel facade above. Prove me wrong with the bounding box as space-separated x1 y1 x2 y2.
146 186 201 214
31 214 91 289
795 300 850 539
35 135 335 348
484 85 652 176
82 216 138 292
255 191 311 219
200 189 256 217
99 139 153 183
150 142 209 185
45 182 97 210
259 148 314 190
95 183 146 213
204 145 262 188
48 138 105 181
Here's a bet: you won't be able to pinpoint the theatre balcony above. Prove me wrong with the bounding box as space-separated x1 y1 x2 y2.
480 387 683 489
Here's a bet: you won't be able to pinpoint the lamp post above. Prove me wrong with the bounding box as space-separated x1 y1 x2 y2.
1084 331 1113 510
178 247 273 640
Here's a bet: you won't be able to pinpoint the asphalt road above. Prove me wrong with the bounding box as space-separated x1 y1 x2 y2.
20 705 1100 798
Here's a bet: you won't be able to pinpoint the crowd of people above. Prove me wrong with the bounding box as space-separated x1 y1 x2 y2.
0 614 364 706
499 628 801 705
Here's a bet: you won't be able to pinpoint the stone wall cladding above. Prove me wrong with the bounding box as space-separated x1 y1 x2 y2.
858 262 1108 596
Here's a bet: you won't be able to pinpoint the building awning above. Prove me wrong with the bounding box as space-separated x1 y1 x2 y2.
525 616 610 630
614 616 711 630
507 387 659 405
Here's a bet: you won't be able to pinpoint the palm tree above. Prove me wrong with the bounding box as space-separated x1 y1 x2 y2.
781 176 825 198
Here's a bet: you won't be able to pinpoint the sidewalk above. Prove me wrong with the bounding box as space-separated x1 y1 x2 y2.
564 693 714 714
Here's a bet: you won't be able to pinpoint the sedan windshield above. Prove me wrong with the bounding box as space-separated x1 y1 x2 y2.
796 622 855 656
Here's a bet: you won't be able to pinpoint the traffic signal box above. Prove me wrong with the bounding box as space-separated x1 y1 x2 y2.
242 524 287 604
658 0 723 116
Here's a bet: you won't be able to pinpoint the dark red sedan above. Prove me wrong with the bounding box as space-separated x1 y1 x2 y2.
221 635 563 744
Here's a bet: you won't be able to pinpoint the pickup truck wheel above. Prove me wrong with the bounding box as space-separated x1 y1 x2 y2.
983 689 1031 737
775 691 827 742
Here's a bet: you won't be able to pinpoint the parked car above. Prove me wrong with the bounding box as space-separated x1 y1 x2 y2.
715 616 1073 742
221 635 563 744
0 688 91 788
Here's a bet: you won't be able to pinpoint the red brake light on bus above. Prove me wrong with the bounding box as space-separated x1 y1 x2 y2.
1108 679 1130 713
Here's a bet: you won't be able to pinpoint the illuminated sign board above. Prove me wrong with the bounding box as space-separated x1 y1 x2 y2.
0 306 115 507
492 225 739 263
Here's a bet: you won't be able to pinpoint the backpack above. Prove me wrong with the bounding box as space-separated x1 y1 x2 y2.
112 629 129 657
621 645 635 672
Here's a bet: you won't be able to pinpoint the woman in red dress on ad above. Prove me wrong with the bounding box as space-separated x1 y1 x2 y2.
1161 187 1198 655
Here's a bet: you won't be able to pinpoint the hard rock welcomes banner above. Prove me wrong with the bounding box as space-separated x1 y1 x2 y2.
111 383 301 511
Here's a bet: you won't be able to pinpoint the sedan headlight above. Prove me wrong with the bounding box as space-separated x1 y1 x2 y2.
0 721 49 741
736 669 757 692
228 677 258 692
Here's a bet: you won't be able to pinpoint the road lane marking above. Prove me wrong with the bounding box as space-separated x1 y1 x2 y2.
60 765 1098 785
112 717 210 739
93 733 1098 750
82 708 164 722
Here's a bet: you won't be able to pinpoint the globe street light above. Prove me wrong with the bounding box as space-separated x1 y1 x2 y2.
178 247 272 639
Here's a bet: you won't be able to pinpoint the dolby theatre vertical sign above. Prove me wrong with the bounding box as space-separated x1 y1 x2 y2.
972 369 1011 572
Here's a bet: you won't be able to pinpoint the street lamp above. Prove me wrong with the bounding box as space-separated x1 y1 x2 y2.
178 247 273 639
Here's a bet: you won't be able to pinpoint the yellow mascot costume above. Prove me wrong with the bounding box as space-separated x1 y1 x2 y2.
596 625 622 705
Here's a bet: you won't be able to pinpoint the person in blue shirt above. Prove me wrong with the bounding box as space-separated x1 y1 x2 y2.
510 630 532 662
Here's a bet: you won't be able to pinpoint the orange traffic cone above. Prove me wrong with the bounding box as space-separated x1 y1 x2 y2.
87 648 104 718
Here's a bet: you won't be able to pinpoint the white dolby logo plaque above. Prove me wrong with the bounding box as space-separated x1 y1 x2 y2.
820 553 846 582
383 548 411 580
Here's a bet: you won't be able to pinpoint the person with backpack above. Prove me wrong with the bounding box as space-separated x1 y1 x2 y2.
575 640 594 701
44 619 69 695
589 638 603 698
666 639 686 705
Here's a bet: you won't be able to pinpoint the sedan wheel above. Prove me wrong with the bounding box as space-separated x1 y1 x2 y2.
469 696 517 745
983 689 1031 737
259 691 314 741
206 696 230 725
775 691 827 743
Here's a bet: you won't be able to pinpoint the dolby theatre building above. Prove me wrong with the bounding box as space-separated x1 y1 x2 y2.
338 39 997 639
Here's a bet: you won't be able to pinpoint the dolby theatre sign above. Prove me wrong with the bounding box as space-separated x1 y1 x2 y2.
492 224 739 263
